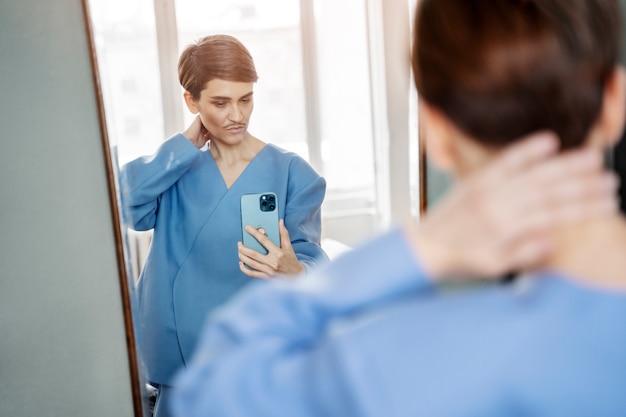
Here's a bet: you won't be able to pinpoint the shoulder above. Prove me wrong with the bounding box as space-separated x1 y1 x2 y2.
329 274 626 361
262 145 326 197
322 278 569 357
264 144 321 176
317 276 626 414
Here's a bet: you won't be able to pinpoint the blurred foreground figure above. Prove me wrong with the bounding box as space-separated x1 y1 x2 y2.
171 1 626 416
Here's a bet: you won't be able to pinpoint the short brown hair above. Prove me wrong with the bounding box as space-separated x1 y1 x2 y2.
413 0 621 150
178 34 259 100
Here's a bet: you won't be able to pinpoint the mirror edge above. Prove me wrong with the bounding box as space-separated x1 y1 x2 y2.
419 121 428 215
80 1 145 415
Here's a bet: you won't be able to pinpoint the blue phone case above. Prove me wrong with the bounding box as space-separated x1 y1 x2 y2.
240 192 280 255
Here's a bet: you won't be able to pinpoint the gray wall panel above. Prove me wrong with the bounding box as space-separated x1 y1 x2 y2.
0 0 135 415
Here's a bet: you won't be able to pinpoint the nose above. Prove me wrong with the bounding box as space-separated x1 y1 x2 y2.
229 104 244 122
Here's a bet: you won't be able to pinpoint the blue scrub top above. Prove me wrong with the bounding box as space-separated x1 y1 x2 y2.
120 134 328 384
171 228 626 417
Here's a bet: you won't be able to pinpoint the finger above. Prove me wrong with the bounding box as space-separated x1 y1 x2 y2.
238 250 274 276
517 149 604 202
506 233 554 272
238 261 270 279
545 170 618 203
488 152 610 228
238 241 258 257
503 171 618 239
551 191 619 225
245 225 279 252
238 241 268 265
522 162 611 218
481 131 559 179
513 147 604 191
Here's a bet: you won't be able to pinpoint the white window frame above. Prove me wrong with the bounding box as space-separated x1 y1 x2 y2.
152 0 421 243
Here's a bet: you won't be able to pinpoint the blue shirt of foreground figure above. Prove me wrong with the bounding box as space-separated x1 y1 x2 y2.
170 228 626 417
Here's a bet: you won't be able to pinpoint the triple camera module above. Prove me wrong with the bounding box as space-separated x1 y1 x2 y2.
259 193 276 212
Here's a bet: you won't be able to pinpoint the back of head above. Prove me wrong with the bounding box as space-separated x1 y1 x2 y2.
412 0 621 150
178 34 259 100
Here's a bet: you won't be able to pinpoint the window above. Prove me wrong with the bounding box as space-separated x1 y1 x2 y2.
87 0 163 164
175 0 309 158
88 0 420 256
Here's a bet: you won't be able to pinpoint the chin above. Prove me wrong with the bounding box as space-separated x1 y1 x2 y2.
218 132 247 145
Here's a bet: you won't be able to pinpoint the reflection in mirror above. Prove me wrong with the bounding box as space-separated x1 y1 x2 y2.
85 0 418 415
82 1 146 416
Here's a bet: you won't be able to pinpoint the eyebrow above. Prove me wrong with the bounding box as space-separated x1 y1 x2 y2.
209 92 254 101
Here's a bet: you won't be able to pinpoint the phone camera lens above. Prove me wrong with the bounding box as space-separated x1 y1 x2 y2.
269 204 275 211
269 195 275 202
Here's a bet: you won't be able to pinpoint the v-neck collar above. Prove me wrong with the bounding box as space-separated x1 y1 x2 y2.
206 143 271 191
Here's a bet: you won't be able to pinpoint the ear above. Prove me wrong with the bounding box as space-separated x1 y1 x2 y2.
597 66 626 146
420 101 457 172
183 91 199 114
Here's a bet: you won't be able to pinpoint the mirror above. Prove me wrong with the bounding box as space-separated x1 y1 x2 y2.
2 0 141 415
81 1 146 415
83 0 421 415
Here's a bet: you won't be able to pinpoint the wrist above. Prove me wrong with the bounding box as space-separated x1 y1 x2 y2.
182 130 204 148
290 262 306 276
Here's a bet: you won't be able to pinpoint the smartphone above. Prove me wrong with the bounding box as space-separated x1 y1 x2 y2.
240 192 280 255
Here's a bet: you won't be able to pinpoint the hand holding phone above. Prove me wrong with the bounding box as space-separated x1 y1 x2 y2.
240 192 280 256
239 196 305 277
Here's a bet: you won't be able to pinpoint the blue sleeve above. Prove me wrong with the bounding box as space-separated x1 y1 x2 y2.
170 228 435 417
119 134 200 230
284 158 328 272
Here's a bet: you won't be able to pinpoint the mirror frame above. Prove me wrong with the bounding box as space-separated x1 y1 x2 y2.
419 123 428 215
81 1 145 415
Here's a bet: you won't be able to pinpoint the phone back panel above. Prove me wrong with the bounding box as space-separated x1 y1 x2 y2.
240 192 280 255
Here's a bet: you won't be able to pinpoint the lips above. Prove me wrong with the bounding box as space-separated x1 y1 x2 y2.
226 125 245 133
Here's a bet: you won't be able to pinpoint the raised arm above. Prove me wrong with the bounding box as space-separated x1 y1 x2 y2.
119 134 200 231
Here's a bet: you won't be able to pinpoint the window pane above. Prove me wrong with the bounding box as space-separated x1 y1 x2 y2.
87 0 164 166
314 0 376 193
312 0 380 245
91 0 384 245
175 0 308 158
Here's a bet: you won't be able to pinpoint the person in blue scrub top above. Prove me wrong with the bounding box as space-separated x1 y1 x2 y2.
170 1 626 416
120 34 328 417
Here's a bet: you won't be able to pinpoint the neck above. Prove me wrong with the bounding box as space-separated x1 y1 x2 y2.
540 213 626 291
209 132 264 165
